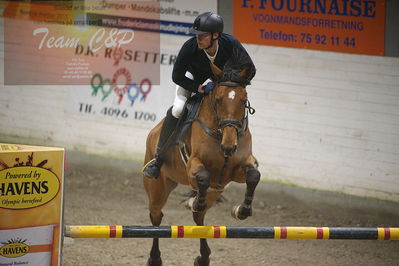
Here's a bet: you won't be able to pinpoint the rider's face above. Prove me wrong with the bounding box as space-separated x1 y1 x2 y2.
196 33 213 49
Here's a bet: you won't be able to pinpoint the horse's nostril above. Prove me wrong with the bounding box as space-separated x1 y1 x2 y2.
232 145 237 153
221 145 237 157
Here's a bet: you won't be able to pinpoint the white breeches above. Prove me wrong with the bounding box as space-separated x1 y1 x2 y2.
171 72 194 118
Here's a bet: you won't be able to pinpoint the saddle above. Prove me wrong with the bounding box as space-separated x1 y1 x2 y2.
158 93 203 164
175 93 204 142
175 94 204 164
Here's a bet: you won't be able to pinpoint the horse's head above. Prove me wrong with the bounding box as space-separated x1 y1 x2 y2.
210 63 252 157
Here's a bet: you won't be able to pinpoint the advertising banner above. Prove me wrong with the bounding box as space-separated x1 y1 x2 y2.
127 0 217 36
1 1 218 124
0 143 65 266
3 1 160 85
65 57 176 124
233 0 385 55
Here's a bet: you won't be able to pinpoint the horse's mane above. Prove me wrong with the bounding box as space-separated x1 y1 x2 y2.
217 70 251 87
215 46 255 87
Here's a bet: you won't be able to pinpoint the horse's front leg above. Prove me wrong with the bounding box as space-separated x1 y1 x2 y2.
192 189 224 266
144 176 177 266
192 211 211 266
232 157 261 220
186 157 211 212
185 157 212 265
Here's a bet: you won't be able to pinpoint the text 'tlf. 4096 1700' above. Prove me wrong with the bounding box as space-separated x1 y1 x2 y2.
78 103 156 122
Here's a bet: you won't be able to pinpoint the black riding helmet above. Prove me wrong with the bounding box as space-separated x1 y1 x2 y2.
189 12 224 36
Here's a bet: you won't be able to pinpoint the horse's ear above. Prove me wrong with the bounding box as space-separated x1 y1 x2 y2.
237 66 252 79
210 62 223 79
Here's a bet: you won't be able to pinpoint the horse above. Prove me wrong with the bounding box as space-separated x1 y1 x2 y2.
143 63 261 266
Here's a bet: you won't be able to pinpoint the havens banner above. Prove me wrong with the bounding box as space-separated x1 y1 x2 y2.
233 0 385 55
0 144 64 266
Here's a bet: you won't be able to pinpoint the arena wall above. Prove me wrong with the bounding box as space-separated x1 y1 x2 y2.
1 20 398 202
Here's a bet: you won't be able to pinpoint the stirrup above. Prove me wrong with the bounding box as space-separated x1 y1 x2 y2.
141 158 161 178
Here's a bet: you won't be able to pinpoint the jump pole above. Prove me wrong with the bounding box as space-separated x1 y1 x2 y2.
64 225 399 240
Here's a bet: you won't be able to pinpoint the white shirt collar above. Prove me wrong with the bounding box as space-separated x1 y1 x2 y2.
204 42 219 63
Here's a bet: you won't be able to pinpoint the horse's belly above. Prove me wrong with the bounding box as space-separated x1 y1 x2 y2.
163 163 190 185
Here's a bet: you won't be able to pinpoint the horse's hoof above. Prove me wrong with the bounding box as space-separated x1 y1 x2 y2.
194 201 207 212
185 197 198 212
147 257 162 266
185 198 206 212
194 255 210 266
231 205 252 220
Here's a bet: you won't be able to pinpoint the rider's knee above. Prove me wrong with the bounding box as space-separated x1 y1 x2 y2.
171 104 184 118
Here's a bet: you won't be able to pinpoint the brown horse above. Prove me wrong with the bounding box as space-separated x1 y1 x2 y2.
143 63 260 266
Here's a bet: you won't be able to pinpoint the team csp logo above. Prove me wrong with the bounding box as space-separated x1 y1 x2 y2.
0 166 60 210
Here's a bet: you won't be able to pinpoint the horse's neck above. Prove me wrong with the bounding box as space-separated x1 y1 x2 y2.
198 95 217 128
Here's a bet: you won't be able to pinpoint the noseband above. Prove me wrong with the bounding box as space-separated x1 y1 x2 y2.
218 118 243 130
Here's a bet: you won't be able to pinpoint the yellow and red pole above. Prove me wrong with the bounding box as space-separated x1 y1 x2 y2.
65 225 399 240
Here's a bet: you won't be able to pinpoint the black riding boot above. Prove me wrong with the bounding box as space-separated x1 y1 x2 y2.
142 108 178 178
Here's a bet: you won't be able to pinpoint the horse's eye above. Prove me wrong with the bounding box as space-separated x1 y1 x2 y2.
215 98 221 105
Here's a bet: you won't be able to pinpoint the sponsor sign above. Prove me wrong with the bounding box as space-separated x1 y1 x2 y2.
0 144 64 266
233 0 385 55
0 225 56 265
64 36 179 124
154 0 217 36
3 1 160 85
0 167 60 210
2 0 217 85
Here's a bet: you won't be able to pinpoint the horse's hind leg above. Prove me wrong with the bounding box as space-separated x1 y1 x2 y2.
144 177 177 266
232 157 261 220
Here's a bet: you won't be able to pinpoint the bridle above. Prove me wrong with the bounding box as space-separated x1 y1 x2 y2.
195 80 255 141
214 81 246 134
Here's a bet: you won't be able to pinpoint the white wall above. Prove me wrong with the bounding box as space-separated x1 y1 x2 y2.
1 20 398 202
245 45 399 202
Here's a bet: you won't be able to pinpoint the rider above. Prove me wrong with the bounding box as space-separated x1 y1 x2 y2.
142 12 256 178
